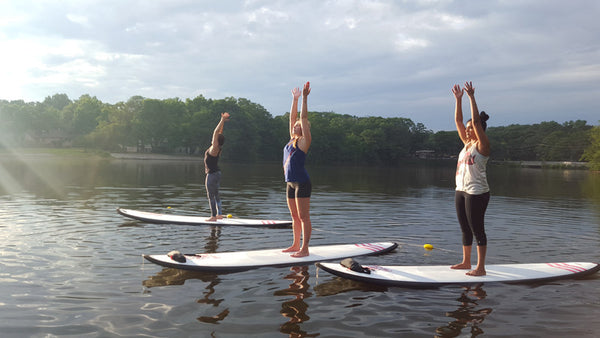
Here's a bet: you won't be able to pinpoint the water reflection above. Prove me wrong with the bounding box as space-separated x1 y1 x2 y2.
142 225 229 323
118 220 145 227
142 269 220 288
313 271 494 337
313 273 388 296
435 286 492 338
197 308 230 324
195 275 229 325
582 172 600 208
142 268 230 324
203 226 222 253
275 266 319 338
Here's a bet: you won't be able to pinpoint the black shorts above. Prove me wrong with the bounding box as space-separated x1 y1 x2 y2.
287 180 312 199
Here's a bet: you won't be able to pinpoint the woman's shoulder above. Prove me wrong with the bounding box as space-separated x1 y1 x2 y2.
298 138 310 153
472 142 489 157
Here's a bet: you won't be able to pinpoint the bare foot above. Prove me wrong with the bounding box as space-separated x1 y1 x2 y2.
290 250 309 258
466 269 486 276
205 217 217 222
216 215 224 219
451 263 471 270
282 246 300 253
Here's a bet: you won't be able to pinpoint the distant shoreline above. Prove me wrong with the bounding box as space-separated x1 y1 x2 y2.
492 160 589 169
110 153 589 169
0 148 590 169
110 152 204 161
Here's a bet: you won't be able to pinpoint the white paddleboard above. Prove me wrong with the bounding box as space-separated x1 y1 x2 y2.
316 261 600 287
143 242 398 272
118 208 291 227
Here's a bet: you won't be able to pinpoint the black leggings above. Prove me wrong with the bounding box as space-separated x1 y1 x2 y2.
455 191 490 246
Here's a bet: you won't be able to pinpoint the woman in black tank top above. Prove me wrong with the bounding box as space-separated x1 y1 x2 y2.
204 112 229 222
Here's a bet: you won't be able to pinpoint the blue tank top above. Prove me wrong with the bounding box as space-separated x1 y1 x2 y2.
283 139 310 183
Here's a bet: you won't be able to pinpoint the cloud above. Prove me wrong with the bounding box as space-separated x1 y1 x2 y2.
0 0 598 131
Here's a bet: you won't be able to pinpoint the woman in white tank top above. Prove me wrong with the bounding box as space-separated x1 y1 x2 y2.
451 81 491 277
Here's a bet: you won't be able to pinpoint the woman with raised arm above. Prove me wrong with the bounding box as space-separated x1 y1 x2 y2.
451 81 491 276
204 112 229 222
282 82 312 258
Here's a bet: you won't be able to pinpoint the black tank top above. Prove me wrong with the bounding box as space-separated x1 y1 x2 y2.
204 149 220 174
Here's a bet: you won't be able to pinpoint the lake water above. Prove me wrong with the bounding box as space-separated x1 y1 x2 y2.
0 153 599 337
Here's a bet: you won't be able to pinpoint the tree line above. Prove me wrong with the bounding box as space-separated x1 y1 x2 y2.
0 93 598 168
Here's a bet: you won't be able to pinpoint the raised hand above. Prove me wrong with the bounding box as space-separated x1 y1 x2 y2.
291 87 301 99
452 84 463 99
464 81 475 96
303 81 311 97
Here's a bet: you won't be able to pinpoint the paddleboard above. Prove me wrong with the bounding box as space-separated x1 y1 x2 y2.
117 208 291 227
143 242 398 272
316 261 600 287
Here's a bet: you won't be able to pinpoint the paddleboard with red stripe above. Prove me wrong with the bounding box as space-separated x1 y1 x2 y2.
316 261 600 287
118 208 291 227
143 242 398 272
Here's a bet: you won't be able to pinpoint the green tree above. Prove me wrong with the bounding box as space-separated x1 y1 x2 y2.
306 112 349 164
411 122 433 153
222 97 265 162
62 95 104 143
582 124 600 170
486 121 592 162
2 92 596 169
0 100 32 146
43 93 71 111
429 131 462 157
189 97 241 158
132 98 186 152
86 99 140 151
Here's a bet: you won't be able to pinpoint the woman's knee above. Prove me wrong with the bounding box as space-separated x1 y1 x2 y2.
462 232 473 246
474 233 487 246
298 213 310 223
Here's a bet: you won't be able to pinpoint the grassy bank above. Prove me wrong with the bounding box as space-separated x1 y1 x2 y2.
0 147 111 158
493 160 589 170
0 147 592 170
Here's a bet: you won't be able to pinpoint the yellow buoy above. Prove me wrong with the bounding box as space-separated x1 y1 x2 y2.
167 206 171 209
227 214 233 218
423 244 434 251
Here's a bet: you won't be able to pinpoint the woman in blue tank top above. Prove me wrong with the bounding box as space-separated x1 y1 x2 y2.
282 82 312 258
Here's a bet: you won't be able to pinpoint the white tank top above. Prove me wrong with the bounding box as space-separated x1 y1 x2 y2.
455 143 489 195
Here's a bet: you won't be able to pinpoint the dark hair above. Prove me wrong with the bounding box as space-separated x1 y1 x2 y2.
217 134 225 146
467 111 490 131
480 111 489 131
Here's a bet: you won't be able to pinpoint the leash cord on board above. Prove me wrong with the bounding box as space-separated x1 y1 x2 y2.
311 226 457 253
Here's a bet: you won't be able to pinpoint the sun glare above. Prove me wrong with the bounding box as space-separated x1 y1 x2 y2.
0 136 66 199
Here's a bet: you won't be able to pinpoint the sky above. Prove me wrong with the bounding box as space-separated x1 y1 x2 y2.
0 0 598 131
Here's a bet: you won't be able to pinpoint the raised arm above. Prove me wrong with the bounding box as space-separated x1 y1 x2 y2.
298 81 311 152
208 112 229 156
289 87 301 138
452 84 467 144
464 81 490 156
